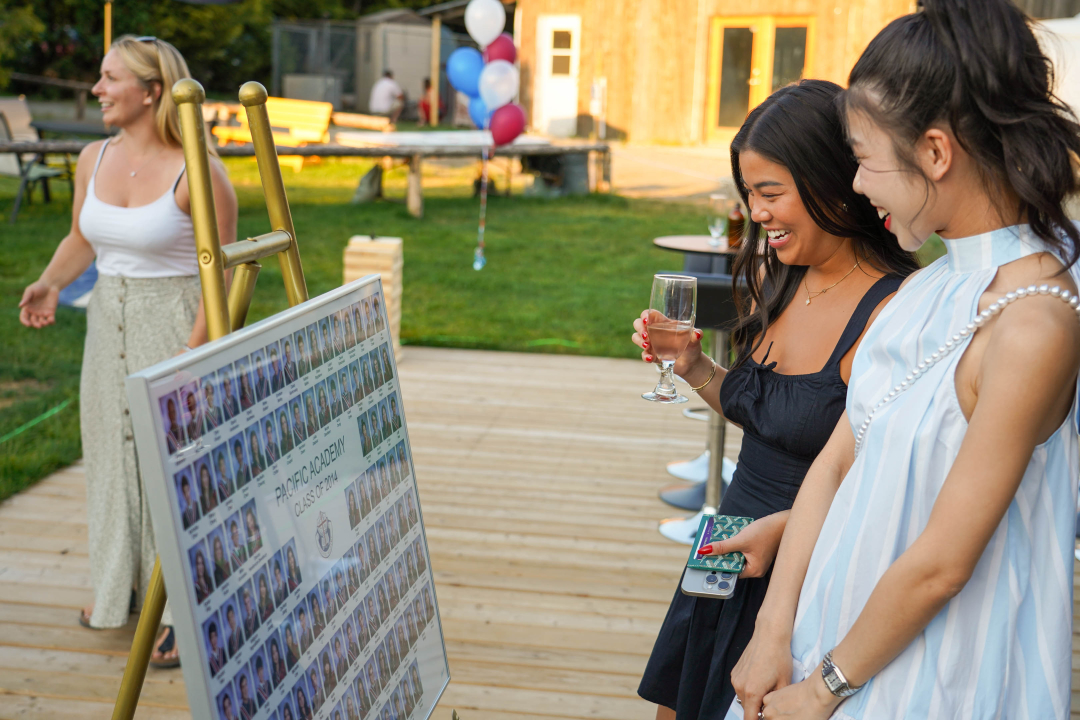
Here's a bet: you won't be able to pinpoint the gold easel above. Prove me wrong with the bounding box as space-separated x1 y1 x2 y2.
111 78 309 719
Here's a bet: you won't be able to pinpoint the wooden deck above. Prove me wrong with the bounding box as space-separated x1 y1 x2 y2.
1 346 1077 719
0 347 719 719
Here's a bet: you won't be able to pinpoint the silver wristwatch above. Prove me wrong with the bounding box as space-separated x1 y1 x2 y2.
821 649 862 698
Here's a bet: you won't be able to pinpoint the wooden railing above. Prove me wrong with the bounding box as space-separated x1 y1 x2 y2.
8 73 95 120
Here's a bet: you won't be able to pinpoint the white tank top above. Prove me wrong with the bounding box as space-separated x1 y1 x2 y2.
79 139 199 278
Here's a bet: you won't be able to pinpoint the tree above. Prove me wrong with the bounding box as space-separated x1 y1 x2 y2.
2 0 458 94
0 3 45 89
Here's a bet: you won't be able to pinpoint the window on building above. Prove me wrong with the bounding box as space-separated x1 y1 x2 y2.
551 30 573 75
718 27 753 128
772 26 807 91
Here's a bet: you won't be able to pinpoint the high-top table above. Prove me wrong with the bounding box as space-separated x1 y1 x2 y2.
653 234 739 254
653 234 740 275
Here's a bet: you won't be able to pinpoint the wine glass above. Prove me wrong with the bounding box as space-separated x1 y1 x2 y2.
642 274 697 404
707 193 733 248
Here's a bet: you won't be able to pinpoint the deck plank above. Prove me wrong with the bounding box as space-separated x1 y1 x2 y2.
2 346 1066 718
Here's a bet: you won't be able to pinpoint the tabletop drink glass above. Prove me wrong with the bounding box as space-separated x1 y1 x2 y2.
708 193 735 249
642 274 697 404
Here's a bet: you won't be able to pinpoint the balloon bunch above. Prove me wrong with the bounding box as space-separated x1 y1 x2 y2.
446 0 526 144
444 0 526 270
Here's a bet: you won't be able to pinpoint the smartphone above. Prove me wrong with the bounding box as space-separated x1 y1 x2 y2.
679 513 750 598
685 514 752 573
681 566 738 598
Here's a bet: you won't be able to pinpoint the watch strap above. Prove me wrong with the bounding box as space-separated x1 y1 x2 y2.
821 649 862 698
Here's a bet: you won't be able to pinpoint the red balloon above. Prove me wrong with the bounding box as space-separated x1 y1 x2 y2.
490 102 526 145
483 33 517 64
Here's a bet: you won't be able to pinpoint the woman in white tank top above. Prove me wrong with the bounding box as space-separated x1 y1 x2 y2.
18 36 237 666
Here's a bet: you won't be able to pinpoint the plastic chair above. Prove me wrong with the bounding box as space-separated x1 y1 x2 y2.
0 96 37 142
0 111 72 224
675 270 739 334
681 252 730 275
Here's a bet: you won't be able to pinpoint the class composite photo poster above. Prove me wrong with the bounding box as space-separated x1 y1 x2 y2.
127 277 449 720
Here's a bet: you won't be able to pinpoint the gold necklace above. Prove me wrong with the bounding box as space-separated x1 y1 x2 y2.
804 257 862 305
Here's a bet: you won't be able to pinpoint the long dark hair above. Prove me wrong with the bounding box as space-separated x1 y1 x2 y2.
729 79 920 366
844 0 1080 268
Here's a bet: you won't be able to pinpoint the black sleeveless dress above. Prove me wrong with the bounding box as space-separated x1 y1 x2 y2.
637 275 902 719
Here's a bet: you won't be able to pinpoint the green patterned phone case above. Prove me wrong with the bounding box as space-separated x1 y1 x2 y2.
685 514 754 572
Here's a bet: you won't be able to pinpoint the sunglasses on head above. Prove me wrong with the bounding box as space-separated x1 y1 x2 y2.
136 36 157 42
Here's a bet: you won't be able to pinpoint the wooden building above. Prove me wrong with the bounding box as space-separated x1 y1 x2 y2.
513 0 1080 144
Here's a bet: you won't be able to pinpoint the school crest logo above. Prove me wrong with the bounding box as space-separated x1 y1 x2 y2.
316 511 333 558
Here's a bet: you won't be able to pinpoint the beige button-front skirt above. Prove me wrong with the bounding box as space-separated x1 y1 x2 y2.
81 274 200 629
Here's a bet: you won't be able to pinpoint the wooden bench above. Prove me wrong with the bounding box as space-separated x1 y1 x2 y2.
331 111 395 132
212 97 333 171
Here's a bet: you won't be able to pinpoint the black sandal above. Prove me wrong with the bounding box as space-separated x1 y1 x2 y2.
149 625 181 669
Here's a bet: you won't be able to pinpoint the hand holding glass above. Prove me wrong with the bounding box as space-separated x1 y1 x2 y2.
642 274 697 404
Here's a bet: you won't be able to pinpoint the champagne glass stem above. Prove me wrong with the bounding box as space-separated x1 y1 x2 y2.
642 360 685 403
656 361 677 397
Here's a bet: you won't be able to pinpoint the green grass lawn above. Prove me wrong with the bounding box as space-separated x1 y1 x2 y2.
0 156 699 500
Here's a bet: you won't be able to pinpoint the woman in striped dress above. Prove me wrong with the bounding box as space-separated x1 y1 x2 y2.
729 1 1080 718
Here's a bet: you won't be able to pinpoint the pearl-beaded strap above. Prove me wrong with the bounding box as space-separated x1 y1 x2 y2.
853 284 1080 458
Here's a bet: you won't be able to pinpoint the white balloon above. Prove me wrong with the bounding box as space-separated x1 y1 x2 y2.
464 0 506 47
478 60 519 111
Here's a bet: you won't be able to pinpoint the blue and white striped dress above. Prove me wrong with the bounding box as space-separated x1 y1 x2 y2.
729 225 1080 719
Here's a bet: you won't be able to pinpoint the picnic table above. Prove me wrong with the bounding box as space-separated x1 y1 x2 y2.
0 139 612 218
30 120 115 138
336 131 607 216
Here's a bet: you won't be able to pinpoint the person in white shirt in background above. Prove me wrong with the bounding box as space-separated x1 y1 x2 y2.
369 70 404 123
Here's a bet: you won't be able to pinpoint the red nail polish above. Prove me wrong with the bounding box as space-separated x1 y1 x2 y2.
697 544 713 554
645 355 653 363
642 318 648 325
642 332 648 339
643 341 649 348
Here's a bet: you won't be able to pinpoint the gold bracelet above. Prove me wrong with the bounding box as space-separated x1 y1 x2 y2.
689 361 717 393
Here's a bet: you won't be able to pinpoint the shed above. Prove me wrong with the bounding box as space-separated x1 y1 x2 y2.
272 12 459 113
355 10 454 116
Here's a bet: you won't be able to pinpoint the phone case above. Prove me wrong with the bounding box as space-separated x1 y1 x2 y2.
685 514 754 573
681 567 738 598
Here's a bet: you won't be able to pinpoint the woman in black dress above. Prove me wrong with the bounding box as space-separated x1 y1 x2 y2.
632 80 920 718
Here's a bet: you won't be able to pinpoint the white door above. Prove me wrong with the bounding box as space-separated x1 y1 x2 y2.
534 15 581 137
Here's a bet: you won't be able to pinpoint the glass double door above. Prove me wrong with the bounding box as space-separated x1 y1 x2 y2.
705 16 814 143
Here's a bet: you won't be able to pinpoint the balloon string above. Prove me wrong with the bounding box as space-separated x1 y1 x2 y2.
475 144 490 270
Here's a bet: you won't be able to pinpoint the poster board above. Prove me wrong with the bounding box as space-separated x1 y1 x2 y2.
127 276 449 720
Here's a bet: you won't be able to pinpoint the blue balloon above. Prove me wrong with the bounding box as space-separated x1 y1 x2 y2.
446 47 484 98
468 96 490 129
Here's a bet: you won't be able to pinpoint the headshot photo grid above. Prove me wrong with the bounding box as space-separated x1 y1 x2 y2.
151 289 443 720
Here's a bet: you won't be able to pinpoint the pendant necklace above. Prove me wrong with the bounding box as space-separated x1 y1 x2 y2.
804 257 862 305
127 146 165 177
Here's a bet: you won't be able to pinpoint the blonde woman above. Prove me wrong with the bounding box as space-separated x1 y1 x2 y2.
18 36 236 666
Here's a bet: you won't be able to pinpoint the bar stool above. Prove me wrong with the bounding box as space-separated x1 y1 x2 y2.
658 270 740 544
